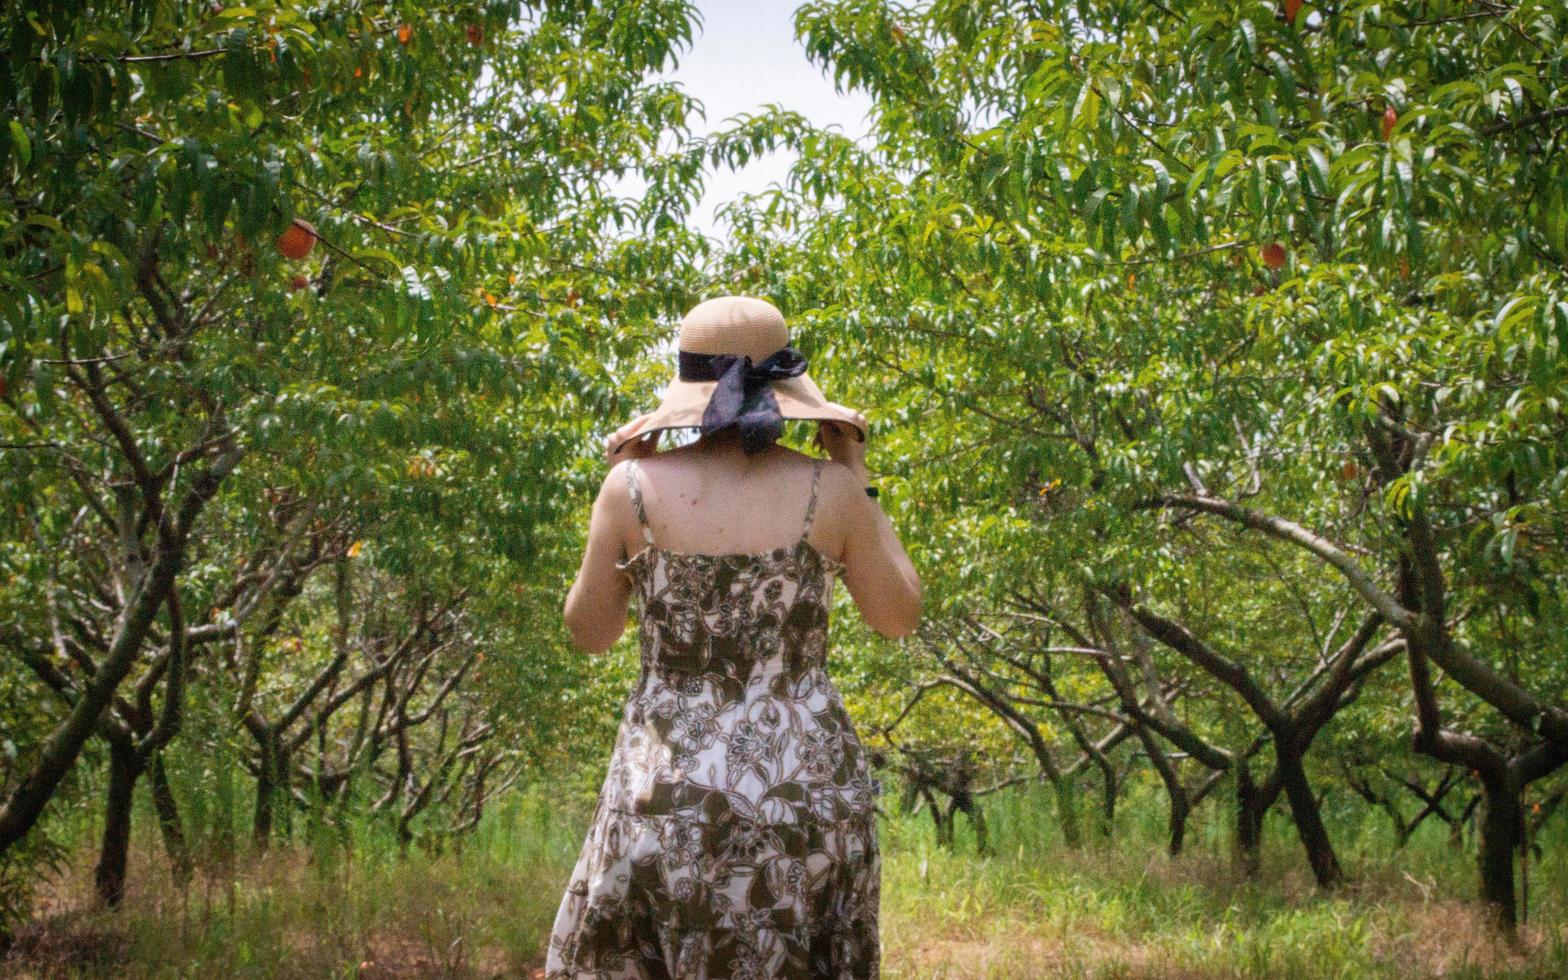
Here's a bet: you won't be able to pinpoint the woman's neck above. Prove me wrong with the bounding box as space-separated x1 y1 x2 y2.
690 427 778 462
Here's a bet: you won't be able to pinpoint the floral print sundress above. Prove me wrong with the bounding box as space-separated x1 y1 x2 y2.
544 456 881 979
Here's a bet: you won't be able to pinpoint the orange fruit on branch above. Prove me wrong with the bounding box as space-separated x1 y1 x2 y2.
466 23 484 46
277 219 317 260
397 23 412 45
1284 0 1302 25
1261 242 1287 269
289 273 309 291
1381 105 1398 140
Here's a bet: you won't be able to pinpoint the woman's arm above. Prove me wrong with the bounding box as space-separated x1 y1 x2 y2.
562 463 635 653
819 419 923 638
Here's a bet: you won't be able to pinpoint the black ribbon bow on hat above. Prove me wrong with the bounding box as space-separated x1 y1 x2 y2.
678 346 808 454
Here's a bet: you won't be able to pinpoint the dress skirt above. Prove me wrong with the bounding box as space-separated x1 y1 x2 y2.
543 798 879 978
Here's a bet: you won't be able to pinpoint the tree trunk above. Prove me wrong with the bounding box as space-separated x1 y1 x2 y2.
1051 775 1081 849
920 787 950 848
1276 747 1343 889
252 734 284 848
94 738 142 907
1234 763 1263 877
1167 785 1191 857
1096 761 1117 839
149 755 192 885
965 798 991 856
1477 771 1523 931
1132 725 1190 856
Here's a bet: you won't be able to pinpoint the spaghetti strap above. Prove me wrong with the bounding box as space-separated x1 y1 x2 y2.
800 457 826 542
623 459 654 546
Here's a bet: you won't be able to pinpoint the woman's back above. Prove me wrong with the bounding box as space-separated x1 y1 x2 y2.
614 441 844 561
562 433 919 653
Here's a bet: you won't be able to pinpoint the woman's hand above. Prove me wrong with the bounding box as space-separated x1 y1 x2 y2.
814 404 869 480
605 413 660 464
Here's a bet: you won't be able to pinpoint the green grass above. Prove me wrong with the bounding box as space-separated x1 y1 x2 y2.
5 781 1565 978
879 783 1566 978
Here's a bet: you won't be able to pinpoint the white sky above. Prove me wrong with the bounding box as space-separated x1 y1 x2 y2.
614 0 876 246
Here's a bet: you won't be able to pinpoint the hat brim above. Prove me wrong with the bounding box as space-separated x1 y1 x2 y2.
609 373 866 457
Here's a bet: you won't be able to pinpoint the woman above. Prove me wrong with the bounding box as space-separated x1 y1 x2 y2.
545 296 921 979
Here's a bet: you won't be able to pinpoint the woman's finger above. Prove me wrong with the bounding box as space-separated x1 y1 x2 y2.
605 414 655 457
612 414 652 442
824 402 868 426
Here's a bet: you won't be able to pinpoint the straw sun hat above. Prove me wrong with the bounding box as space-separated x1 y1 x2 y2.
607 296 867 458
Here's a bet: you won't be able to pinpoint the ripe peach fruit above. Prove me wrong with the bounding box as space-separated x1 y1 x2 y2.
277 219 317 260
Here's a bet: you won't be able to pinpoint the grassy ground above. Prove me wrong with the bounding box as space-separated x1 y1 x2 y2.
4 782 1565 978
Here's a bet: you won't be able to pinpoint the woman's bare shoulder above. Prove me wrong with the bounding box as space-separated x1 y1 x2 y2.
816 456 868 492
600 456 634 488
592 459 634 515
814 458 875 525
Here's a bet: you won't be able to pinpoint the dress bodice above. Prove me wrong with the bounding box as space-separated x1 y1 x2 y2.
598 458 878 826
617 537 845 687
